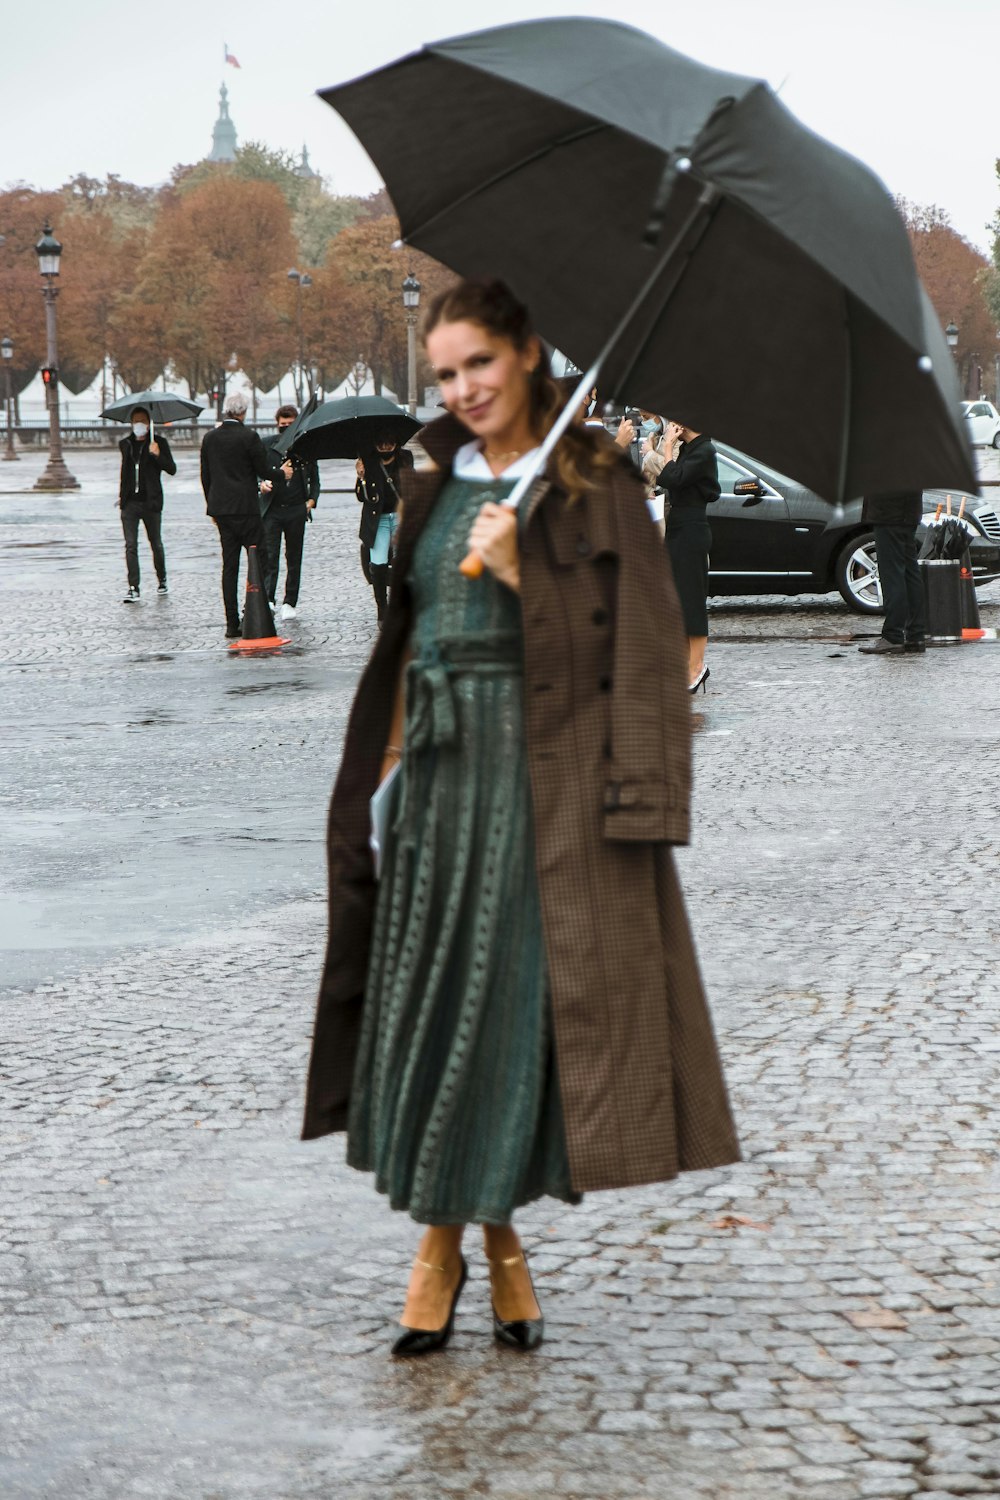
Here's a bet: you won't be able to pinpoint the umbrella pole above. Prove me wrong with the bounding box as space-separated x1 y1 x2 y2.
460 179 720 577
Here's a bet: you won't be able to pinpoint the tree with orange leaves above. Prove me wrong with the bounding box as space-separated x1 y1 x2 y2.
898 198 996 399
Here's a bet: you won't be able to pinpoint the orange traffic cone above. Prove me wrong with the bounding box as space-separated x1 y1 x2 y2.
228 544 290 652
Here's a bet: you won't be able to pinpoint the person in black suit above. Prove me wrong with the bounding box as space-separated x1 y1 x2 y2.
858 491 926 655
200 392 273 636
118 406 176 603
658 422 720 693
262 404 321 620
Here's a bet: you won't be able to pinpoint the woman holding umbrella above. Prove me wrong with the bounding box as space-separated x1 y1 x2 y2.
355 435 414 622
302 278 739 1356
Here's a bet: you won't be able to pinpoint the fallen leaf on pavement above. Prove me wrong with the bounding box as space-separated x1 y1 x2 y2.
710 1213 771 1232
845 1306 907 1330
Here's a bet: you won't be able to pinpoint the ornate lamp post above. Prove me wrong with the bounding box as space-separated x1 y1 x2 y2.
1 336 18 462
402 271 421 417
287 267 313 405
33 224 79 491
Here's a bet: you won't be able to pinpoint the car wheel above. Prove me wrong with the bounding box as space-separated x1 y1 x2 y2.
992 430 1000 449
835 532 883 613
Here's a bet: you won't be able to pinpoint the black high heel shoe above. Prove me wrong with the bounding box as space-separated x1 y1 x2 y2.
489 1252 544 1351
391 1254 468 1357
688 665 710 695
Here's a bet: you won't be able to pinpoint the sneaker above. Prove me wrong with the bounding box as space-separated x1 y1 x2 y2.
123 586 140 603
157 580 169 594
281 602 297 620
225 623 241 639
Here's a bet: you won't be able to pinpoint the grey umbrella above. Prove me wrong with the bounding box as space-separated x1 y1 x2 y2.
101 390 203 425
318 17 975 504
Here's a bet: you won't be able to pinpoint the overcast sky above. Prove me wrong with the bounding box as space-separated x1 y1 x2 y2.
6 0 999 255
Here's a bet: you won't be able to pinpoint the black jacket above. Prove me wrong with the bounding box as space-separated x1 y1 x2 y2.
862 491 922 527
356 448 414 549
118 433 176 509
199 420 272 517
261 436 321 515
658 434 720 522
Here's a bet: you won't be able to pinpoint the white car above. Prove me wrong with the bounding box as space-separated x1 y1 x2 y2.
962 399 1000 448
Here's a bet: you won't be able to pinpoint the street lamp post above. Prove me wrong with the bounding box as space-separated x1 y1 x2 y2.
1 336 18 462
402 271 421 417
287 267 313 406
33 224 79 491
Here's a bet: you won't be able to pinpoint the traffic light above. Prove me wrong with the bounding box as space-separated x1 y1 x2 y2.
41 367 56 386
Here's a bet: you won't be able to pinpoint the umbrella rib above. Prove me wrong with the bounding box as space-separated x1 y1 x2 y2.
397 122 607 244
836 290 852 506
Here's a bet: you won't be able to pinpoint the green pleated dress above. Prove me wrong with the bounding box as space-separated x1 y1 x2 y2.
346 475 580 1225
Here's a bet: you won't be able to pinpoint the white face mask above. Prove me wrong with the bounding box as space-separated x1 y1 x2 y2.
132 423 149 440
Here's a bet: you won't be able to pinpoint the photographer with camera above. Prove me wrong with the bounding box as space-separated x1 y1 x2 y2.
262 404 321 620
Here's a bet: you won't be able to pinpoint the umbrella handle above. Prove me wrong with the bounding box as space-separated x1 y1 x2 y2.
458 360 600 578
958 496 966 519
933 504 943 522
946 494 952 515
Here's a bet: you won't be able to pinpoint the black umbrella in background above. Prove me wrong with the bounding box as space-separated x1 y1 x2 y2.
317 17 975 510
284 395 421 463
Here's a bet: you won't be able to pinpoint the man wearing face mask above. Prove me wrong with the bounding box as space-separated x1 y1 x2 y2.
261 404 320 620
118 406 176 603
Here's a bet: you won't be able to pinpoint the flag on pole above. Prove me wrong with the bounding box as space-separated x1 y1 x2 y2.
224 43 241 68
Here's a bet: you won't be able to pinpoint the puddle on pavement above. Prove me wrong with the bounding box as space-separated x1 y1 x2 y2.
1 538 78 549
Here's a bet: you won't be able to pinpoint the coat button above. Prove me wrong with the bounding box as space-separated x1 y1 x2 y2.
576 537 591 556
592 608 608 626
599 675 612 692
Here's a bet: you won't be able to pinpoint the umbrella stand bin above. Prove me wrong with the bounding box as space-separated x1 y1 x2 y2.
919 558 963 643
959 549 981 633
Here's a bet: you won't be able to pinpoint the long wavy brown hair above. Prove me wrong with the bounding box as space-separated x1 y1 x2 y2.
423 278 621 502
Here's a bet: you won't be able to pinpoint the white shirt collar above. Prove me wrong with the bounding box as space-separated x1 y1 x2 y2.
452 439 542 481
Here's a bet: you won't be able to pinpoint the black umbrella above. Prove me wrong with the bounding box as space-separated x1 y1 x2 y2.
284 395 421 462
101 390 202 426
318 18 975 504
272 388 322 457
920 497 972 561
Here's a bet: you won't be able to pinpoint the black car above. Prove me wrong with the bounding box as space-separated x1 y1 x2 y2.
695 445 1000 614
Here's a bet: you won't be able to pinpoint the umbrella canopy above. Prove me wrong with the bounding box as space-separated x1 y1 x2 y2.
272 388 322 457
284 395 421 462
101 390 202 424
318 18 976 502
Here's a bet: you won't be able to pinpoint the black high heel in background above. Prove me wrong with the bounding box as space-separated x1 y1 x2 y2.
688 665 710 695
391 1254 468 1357
489 1252 545 1351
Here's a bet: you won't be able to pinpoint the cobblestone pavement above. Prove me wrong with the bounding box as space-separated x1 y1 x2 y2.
3 452 1000 1499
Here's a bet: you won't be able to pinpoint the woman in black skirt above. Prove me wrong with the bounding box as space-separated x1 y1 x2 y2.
659 422 720 693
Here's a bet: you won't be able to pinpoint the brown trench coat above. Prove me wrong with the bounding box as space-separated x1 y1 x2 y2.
301 415 740 1193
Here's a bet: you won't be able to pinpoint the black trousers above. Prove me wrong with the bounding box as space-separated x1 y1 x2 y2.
121 503 165 589
874 524 925 644
214 514 264 630
263 505 307 606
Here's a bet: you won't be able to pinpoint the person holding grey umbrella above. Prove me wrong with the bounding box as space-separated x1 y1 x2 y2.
302 278 739 1358
118 406 175 603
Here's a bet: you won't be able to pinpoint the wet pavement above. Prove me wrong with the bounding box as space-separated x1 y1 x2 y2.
3 451 1000 1499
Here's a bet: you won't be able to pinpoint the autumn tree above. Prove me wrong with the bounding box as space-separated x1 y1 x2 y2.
0 187 63 409
898 197 996 398
130 175 297 400
325 215 455 396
